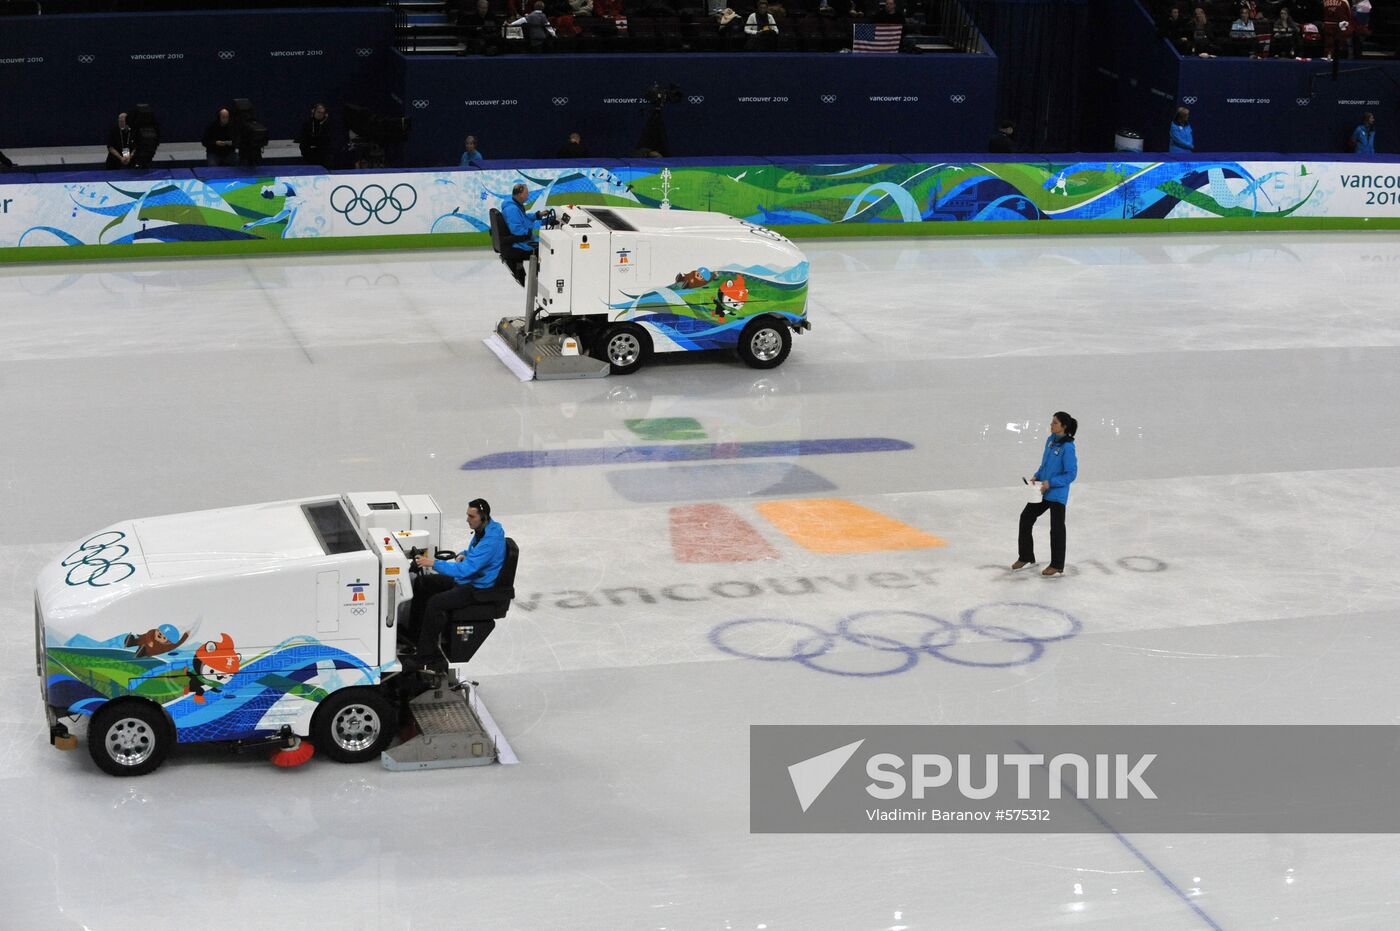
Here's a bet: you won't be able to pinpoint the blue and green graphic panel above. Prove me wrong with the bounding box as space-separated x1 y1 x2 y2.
3 158 1398 261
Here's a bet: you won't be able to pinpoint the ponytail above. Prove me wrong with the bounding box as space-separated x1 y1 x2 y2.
1053 411 1077 442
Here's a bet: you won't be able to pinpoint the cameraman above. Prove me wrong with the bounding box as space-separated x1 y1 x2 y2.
297 103 332 169
501 182 547 286
105 112 134 170
202 108 237 167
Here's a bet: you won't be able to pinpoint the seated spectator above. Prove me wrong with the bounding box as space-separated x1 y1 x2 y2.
873 0 903 23
1189 6 1218 55
1160 4 1193 51
1272 6 1301 57
1229 5 1257 54
105 111 134 170
557 131 589 157
718 7 744 37
988 120 1016 153
746 0 780 47
460 0 505 53
460 134 485 167
459 0 489 27
568 0 593 12
202 108 237 167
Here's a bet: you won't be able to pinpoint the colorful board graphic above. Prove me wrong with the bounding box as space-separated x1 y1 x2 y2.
4 159 1399 259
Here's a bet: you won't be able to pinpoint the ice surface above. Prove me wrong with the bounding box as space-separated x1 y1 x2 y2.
2 233 1399 930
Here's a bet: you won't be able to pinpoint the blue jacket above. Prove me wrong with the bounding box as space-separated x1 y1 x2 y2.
1169 122 1194 153
1353 125 1375 155
502 199 542 254
1033 436 1079 505
459 149 484 168
433 519 506 588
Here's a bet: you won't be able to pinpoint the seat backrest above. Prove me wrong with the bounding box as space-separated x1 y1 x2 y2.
494 537 520 595
489 207 506 254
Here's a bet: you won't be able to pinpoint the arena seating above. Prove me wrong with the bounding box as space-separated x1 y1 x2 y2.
1148 0 1398 59
392 0 976 56
14 0 380 10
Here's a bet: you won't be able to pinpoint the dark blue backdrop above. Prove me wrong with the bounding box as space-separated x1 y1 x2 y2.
1176 59 1400 154
399 52 1001 165
0 8 394 148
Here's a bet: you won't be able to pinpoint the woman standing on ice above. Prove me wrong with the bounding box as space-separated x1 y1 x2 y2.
1011 412 1078 577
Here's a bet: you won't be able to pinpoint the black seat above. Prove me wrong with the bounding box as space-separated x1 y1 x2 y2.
488 206 530 255
443 537 519 664
489 207 533 286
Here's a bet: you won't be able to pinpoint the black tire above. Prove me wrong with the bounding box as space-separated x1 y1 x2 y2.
595 323 650 375
311 687 396 764
88 700 172 777
738 317 792 369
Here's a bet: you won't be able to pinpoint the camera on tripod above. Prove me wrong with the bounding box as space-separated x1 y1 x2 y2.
231 98 269 167
127 103 160 168
644 82 683 109
344 104 412 169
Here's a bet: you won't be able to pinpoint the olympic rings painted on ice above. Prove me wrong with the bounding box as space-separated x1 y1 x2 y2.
61 531 136 588
709 602 1082 677
329 183 418 226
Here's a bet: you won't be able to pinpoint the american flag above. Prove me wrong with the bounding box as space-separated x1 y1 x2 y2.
853 22 902 53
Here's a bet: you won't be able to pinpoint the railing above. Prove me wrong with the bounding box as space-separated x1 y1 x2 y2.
390 0 412 53
917 0 986 54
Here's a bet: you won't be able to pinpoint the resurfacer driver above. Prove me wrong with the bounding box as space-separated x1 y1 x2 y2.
406 498 506 667
502 183 546 286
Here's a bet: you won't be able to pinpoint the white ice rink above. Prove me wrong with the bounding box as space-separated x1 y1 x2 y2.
3 232 1399 929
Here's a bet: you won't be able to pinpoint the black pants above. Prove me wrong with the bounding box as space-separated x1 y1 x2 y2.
504 250 528 287
1018 501 1067 570
407 574 486 659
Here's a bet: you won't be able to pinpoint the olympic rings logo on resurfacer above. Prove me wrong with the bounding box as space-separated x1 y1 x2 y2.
329 183 418 226
61 531 136 587
710 603 1082 677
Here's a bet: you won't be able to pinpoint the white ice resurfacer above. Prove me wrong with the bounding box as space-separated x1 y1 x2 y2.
36 492 517 775
485 204 811 380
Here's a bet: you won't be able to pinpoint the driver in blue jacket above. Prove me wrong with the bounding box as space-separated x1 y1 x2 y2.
501 182 546 285
406 498 506 667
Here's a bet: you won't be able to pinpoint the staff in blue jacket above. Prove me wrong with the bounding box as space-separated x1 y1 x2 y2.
1011 412 1079 577
1169 107 1194 153
1352 112 1376 155
408 498 507 666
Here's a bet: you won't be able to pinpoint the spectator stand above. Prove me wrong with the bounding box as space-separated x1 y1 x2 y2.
1143 0 1397 60
389 0 988 57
